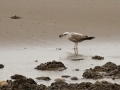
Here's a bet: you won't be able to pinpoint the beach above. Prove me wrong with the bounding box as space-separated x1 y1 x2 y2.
0 0 120 89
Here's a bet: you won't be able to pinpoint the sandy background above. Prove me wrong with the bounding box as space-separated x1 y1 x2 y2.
0 0 120 47
0 0 120 86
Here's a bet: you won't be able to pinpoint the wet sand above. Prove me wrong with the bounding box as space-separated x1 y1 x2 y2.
0 45 120 86
0 0 120 87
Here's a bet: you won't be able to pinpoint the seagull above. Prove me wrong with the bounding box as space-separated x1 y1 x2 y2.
59 32 95 54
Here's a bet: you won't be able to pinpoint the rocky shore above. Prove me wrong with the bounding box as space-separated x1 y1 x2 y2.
1 60 120 90
1 78 120 90
35 60 67 71
83 62 120 79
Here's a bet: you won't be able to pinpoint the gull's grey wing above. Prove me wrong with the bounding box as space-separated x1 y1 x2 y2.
68 33 87 42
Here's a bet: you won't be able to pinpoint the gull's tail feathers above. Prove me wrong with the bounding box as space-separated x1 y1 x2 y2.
83 36 95 40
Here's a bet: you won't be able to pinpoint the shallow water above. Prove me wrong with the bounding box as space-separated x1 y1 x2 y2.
0 42 120 86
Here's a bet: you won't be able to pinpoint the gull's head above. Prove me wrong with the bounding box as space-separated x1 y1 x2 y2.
59 32 70 38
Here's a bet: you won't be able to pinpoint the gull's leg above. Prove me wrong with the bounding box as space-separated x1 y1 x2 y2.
75 43 77 49
74 43 77 54
74 43 76 49
75 48 77 54
76 43 78 49
76 49 78 55
76 43 78 54
74 43 75 50
75 43 78 54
